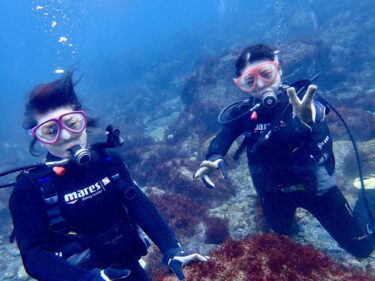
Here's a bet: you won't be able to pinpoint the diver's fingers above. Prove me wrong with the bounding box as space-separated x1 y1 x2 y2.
203 174 215 189
286 87 301 107
194 167 210 179
200 160 213 167
192 254 210 262
301 84 317 106
173 253 210 266
200 159 221 169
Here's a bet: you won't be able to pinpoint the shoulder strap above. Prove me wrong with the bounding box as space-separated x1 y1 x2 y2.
23 167 68 233
102 152 139 202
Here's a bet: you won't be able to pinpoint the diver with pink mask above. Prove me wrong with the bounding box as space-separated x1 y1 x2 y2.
9 72 208 281
194 44 373 258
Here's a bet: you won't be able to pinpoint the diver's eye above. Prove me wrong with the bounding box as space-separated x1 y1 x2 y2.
36 121 59 140
63 117 80 129
258 65 275 80
243 74 255 86
42 125 58 135
62 113 85 131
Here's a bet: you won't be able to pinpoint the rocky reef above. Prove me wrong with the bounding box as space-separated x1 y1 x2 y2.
1 1 375 280
154 233 375 281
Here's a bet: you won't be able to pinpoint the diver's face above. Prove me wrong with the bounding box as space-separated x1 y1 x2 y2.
35 106 88 158
235 59 282 99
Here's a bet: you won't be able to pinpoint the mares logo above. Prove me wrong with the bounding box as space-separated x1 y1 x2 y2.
253 121 286 133
254 123 271 132
317 136 330 150
64 177 111 204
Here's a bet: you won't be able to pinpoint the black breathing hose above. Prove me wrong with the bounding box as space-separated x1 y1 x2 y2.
0 125 124 189
217 73 374 230
317 94 375 227
0 164 44 189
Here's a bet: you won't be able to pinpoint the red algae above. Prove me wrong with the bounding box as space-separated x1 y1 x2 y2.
154 233 375 281
149 192 208 237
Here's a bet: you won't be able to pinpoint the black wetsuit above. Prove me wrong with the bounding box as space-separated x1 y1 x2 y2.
207 86 373 258
9 150 179 281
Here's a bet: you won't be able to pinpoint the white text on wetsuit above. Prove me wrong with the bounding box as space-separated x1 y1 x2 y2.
317 136 330 150
64 177 111 204
253 121 286 132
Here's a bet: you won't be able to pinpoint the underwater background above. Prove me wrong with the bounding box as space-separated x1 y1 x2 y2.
0 0 375 280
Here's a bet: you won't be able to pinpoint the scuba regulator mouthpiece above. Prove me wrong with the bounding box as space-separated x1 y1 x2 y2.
69 145 92 166
261 89 279 109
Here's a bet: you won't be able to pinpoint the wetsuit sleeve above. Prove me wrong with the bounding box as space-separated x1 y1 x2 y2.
9 174 90 281
313 100 328 123
298 100 333 167
306 121 334 169
116 159 180 254
206 120 243 159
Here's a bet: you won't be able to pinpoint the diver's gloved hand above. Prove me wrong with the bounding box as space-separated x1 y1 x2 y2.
193 154 228 189
287 84 318 131
85 268 131 281
163 248 209 281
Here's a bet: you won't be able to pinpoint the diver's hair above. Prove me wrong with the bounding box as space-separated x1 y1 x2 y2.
235 44 276 77
23 70 97 155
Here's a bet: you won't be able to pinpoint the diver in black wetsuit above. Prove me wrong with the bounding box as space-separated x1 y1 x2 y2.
194 44 373 258
9 72 207 281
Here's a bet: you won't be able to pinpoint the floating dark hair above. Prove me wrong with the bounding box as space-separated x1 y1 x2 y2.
235 44 276 77
23 70 97 155
23 70 82 129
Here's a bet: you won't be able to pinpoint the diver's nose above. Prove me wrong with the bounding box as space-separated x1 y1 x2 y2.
257 79 265 88
60 129 72 140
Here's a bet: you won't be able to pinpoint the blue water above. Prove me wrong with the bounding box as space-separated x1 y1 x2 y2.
0 0 330 143
0 0 373 171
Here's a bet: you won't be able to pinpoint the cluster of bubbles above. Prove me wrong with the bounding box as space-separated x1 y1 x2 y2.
274 0 285 49
32 0 85 74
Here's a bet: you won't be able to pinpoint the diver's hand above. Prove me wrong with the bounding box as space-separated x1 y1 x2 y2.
85 268 131 281
287 84 317 130
168 249 209 281
193 155 228 189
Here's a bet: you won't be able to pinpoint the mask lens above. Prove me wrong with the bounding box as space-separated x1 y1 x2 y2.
61 112 86 132
258 64 276 80
35 120 59 142
239 74 255 91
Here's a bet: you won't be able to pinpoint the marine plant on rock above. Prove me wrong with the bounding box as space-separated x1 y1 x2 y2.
325 106 375 141
145 191 231 278
149 192 208 237
154 233 375 281
203 216 230 245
